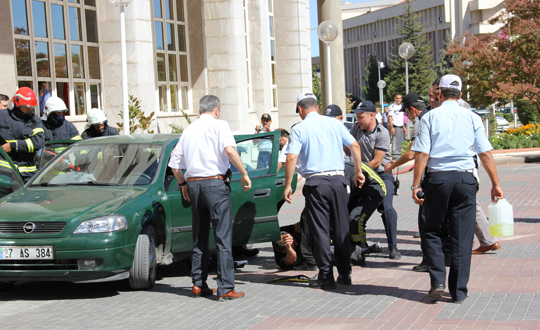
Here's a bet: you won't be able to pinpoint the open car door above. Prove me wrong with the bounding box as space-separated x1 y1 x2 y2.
0 148 24 199
37 139 79 170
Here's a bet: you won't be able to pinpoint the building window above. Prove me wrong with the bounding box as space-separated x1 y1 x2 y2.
152 0 190 113
268 0 277 109
10 0 102 117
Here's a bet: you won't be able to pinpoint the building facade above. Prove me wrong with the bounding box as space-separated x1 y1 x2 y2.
342 0 504 100
1 0 313 133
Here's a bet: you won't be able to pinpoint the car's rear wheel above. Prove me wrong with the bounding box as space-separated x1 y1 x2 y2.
128 225 157 290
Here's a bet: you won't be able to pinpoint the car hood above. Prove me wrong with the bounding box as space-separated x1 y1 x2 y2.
0 186 147 223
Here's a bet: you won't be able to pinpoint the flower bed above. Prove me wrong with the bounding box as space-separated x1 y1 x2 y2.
490 123 540 149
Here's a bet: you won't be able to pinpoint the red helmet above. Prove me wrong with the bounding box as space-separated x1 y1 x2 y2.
12 87 38 108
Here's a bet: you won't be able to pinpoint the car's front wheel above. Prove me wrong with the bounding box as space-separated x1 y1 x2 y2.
128 225 157 290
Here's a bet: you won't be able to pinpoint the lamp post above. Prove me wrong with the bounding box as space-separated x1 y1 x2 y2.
462 60 472 101
108 0 134 135
377 61 385 106
399 42 415 139
377 80 386 109
317 20 338 105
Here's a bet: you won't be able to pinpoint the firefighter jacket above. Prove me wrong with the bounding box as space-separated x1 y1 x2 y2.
81 124 119 140
43 114 82 153
0 107 45 181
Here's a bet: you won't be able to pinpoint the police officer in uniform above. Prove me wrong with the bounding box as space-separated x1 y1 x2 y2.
284 93 365 289
411 74 504 303
43 96 82 153
81 108 119 139
0 87 44 183
349 101 401 259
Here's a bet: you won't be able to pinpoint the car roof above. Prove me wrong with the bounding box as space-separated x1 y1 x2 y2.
75 134 179 145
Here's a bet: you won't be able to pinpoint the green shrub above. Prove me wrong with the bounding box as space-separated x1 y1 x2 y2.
503 113 512 122
515 99 540 125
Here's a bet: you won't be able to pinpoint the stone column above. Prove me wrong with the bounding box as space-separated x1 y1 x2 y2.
204 0 250 133
317 0 346 112
0 0 17 94
97 0 157 133
274 0 312 131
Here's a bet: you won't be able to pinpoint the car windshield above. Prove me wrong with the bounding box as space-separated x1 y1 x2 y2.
31 143 162 186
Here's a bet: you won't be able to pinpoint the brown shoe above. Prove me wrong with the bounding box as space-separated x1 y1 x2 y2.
472 242 501 254
217 290 245 301
192 286 216 298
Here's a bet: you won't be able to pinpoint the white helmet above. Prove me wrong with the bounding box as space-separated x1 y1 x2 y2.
87 108 108 125
44 96 68 117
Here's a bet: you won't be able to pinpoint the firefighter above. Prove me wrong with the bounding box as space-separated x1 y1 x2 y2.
0 87 45 182
81 108 119 139
43 96 82 153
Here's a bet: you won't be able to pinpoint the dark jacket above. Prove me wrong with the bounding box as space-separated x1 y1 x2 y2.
43 114 82 154
0 107 45 181
81 124 119 140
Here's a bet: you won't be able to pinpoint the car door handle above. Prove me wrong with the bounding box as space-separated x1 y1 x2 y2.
253 188 271 199
275 179 285 187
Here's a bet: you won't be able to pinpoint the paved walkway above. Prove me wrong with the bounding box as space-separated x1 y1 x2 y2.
0 162 539 330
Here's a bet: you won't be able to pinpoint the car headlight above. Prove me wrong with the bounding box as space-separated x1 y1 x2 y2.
73 215 128 234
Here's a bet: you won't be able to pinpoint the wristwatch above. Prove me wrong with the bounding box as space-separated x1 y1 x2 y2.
410 185 420 191
179 181 187 187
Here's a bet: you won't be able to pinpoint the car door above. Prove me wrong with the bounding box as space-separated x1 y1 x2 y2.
230 131 281 245
0 148 24 199
37 140 78 170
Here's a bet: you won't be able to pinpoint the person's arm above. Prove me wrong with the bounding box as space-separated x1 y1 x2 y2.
171 168 189 201
368 149 386 170
225 146 251 191
387 114 395 135
277 162 284 172
411 152 429 204
284 153 298 203
403 125 407 136
9 125 45 155
348 141 365 187
282 233 297 266
478 151 504 202
385 142 415 173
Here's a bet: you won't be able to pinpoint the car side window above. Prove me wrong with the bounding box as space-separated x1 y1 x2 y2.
231 136 274 173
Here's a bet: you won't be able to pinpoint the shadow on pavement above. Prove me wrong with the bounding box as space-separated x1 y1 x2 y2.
0 280 123 300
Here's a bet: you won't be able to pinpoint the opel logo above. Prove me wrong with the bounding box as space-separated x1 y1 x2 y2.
23 222 36 234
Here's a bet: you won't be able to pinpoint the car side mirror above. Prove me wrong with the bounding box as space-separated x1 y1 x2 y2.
0 175 13 190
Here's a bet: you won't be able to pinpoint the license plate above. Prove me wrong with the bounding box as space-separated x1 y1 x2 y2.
0 246 54 260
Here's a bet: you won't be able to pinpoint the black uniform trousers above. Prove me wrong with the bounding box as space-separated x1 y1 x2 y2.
303 175 351 282
187 179 234 296
377 173 398 251
423 171 477 302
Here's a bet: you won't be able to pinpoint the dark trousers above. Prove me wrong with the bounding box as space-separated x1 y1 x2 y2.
303 175 351 281
299 208 317 267
187 179 234 296
377 173 398 251
349 194 384 247
423 171 477 301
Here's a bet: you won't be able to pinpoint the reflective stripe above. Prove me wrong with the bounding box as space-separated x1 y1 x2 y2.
362 163 387 195
32 128 45 136
52 147 67 153
0 160 12 169
25 138 34 153
71 135 82 141
17 166 37 172
6 140 16 143
80 150 88 154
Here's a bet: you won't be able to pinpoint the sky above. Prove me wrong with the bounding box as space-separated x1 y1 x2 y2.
310 0 372 57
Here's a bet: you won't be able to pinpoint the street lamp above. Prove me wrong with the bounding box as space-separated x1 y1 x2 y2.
377 80 386 109
462 61 472 102
377 61 385 106
399 42 415 139
108 0 134 135
318 20 338 105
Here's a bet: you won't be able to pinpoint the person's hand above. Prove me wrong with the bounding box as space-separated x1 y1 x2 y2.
263 121 270 129
2 143 11 153
403 127 407 136
284 185 293 204
390 127 395 136
241 173 251 192
282 234 294 249
412 188 424 205
354 170 365 188
491 185 504 202
384 161 395 173
181 185 190 202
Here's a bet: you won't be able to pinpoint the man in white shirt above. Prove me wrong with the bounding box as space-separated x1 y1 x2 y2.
387 93 406 160
169 95 252 301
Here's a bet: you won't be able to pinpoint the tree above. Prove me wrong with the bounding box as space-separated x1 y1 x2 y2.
385 0 436 99
447 0 540 116
361 54 379 103
117 95 156 134
436 36 456 77
312 65 322 109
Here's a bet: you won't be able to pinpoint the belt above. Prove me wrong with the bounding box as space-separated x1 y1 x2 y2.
187 175 225 182
393 125 403 128
304 170 344 179
426 168 474 173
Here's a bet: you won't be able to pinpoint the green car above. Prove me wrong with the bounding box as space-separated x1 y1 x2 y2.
0 131 294 290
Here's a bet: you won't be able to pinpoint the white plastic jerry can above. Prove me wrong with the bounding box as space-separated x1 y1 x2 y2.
488 199 514 237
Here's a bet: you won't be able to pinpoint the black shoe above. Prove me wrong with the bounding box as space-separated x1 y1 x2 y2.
368 242 383 254
428 284 445 298
413 232 421 239
336 273 352 285
232 245 259 258
389 248 402 260
412 263 428 272
451 299 464 304
309 279 336 290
